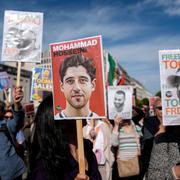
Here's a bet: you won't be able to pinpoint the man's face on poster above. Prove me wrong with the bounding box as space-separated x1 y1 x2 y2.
60 65 96 109
114 92 125 110
6 28 36 52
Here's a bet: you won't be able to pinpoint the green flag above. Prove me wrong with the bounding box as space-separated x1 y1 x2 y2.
108 53 116 85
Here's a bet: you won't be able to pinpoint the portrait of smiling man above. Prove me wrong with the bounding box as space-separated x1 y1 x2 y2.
108 86 133 120
55 54 100 119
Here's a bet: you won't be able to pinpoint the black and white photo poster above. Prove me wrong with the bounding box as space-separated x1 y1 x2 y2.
108 86 133 120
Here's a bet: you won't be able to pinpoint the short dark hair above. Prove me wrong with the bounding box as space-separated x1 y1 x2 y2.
115 90 126 97
59 54 96 82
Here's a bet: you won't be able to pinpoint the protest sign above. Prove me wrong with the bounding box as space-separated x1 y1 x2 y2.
0 72 10 91
108 85 133 119
24 103 35 116
159 50 180 125
149 97 155 117
2 10 43 62
50 35 106 120
31 67 52 101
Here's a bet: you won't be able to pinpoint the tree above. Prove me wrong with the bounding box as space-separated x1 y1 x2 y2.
141 98 149 106
155 91 161 98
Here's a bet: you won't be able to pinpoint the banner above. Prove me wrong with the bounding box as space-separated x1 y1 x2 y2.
31 67 52 101
108 86 133 120
159 50 180 125
2 10 43 62
50 35 106 120
0 72 10 91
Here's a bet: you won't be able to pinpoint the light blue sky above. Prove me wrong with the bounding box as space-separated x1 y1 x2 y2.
1 0 180 95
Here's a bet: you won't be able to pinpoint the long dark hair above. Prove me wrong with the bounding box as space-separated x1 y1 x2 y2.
30 94 69 180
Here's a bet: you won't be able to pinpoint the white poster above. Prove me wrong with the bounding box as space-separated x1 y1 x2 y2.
159 50 180 125
108 86 133 120
2 10 43 62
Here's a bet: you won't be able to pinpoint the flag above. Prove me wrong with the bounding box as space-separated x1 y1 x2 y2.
117 62 125 85
107 53 116 85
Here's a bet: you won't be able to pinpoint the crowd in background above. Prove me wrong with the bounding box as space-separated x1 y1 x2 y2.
0 87 180 180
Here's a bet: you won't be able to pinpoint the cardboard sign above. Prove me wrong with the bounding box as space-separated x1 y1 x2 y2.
0 72 10 91
2 10 43 62
31 67 52 101
24 103 35 116
159 50 180 125
108 85 133 120
50 35 106 120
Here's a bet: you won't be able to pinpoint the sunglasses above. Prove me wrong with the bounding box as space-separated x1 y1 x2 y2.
156 106 162 110
4 116 13 119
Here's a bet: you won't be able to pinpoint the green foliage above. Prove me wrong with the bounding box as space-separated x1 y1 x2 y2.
155 91 161 98
135 98 142 108
141 98 149 106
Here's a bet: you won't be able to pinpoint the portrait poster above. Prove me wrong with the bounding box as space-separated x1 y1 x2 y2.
159 50 180 125
2 10 43 62
107 85 133 120
0 72 10 91
50 35 106 120
31 67 52 101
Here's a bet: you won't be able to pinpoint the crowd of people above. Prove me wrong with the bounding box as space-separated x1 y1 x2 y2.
0 85 180 180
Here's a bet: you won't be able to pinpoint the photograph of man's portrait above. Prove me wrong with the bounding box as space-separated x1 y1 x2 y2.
108 86 133 120
50 36 106 120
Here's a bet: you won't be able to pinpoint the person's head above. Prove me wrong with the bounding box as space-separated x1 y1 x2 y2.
121 119 131 127
32 94 68 179
0 101 5 120
114 90 126 111
59 54 96 109
167 68 180 99
154 97 162 120
4 110 13 121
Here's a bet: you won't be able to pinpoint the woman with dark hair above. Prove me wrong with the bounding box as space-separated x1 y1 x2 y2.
145 98 180 180
30 94 101 180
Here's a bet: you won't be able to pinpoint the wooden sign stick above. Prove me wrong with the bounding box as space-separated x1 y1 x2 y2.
16 61 21 87
76 119 85 176
3 89 8 101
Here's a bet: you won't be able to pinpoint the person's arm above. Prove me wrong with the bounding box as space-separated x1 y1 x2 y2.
111 115 122 147
172 164 180 179
7 86 25 135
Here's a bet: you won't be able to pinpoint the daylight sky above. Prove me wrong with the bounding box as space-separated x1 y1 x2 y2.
0 0 180 95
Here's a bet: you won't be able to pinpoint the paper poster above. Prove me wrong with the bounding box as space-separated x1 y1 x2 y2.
2 10 43 62
108 86 133 120
50 35 106 120
24 103 35 116
0 72 10 91
31 67 52 101
159 50 180 125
